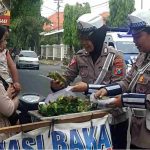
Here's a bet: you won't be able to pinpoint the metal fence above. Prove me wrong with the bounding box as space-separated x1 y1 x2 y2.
40 44 68 61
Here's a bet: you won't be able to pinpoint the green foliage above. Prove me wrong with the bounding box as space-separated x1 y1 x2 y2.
108 0 135 27
62 57 70 66
40 35 58 45
63 3 91 53
38 96 91 117
9 0 43 54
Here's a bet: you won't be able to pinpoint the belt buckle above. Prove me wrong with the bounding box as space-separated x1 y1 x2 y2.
132 108 146 118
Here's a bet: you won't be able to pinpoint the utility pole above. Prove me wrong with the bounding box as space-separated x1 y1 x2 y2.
54 0 62 44
141 0 143 9
57 0 60 44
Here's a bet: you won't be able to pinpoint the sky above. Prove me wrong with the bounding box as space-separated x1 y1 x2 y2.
41 0 150 17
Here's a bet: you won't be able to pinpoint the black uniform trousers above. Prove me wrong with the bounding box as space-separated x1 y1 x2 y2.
110 119 129 149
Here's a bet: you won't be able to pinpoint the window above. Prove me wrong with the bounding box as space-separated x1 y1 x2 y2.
19 51 37 58
115 41 139 53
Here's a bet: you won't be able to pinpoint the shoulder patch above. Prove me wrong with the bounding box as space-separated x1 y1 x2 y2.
114 57 124 66
114 68 123 76
113 57 124 76
69 57 77 67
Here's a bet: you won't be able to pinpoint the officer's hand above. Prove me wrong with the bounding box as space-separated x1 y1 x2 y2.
115 95 122 107
71 82 88 92
51 80 65 91
95 96 122 108
107 95 122 108
94 88 108 98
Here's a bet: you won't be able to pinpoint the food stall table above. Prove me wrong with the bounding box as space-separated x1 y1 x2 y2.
28 108 112 123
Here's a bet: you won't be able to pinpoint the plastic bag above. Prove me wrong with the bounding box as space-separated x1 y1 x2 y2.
90 93 115 109
44 86 86 103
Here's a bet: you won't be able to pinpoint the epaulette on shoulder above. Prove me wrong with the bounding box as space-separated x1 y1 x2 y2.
136 52 145 61
76 49 85 55
107 46 117 54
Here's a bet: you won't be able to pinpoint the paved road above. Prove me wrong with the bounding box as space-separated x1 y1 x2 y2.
18 64 63 97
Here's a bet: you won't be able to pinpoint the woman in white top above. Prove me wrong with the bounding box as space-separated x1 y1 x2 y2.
0 79 19 141
0 26 21 95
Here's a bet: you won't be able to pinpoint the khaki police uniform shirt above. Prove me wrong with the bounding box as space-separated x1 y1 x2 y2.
63 44 128 125
118 52 150 148
63 44 126 85
119 52 150 94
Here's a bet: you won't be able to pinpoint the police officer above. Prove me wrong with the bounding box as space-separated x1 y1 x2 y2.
74 9 150 149
51 13 129 149
51 13 126 90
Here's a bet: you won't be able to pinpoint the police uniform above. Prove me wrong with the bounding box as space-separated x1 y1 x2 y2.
99 9 150 149
61 13 129 149
121 53 150 148
64 45 129 149
62 13 126 86
104 53 150 149
63 44 126 85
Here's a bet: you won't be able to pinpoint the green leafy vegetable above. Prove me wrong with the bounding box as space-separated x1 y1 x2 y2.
38 96 92 117
47 72 66 86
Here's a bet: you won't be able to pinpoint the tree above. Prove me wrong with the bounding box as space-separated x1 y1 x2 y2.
9 0 44 54
63 2 91 56
108 0 135 27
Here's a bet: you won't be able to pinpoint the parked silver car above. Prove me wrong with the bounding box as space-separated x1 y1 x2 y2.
15 50 39 70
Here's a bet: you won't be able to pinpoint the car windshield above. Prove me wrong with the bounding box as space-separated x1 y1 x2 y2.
116 41 139 54
19 51 37 58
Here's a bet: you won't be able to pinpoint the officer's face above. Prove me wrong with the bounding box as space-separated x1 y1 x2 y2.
133 31 150 53
80 39 94 53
